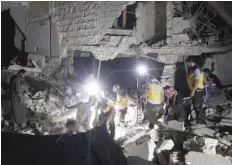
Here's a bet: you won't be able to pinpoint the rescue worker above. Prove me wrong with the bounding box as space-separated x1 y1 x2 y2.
142 78 165 128
163 85 191 127
97 97 115 139
112 84 128 123
56 119 77 144
186 58 204 123
203 68 221 103
75 95 98 132
10 69 29 126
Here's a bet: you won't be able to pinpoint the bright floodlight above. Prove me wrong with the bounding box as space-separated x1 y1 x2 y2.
136 65 147 75
84 81 100 95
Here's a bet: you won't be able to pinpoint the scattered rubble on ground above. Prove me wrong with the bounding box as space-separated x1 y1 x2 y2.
2 63 232 165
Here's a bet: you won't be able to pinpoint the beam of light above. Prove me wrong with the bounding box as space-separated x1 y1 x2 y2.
136 65 147 75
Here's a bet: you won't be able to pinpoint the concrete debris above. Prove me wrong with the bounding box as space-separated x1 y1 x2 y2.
8 60 42 73
156 139 174 153
202 138 218 154
185 151 232 165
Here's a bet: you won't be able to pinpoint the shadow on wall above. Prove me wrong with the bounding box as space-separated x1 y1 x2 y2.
175 62 189 97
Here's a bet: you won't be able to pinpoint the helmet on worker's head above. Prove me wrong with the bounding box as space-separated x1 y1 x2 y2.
112 84 120 92
150 78 160 84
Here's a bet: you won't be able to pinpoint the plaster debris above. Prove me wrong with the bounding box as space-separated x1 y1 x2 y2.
185 151 232 165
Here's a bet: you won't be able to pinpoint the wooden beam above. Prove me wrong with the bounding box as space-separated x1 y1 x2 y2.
122 6 127 28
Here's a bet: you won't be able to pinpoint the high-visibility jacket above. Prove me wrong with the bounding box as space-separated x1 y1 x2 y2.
147 83 163 105
116 96 128 110
188 72 204 90
103 104 114 113
115 89 128 110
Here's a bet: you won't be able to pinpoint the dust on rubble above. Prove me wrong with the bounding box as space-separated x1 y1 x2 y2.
1 71 81 135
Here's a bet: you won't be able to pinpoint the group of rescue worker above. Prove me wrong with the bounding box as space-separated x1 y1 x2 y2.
6 57 222 139
95 57 222 137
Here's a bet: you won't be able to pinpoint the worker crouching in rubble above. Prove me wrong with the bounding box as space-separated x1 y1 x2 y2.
113 85 128 124
163 85 191 128
97 98 115 139
75 95 98 132
186 58 205 124
141 78 165 128
10 69 29 128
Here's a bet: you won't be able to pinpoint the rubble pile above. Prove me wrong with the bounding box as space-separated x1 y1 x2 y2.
121 90 232 165
1 69 82 135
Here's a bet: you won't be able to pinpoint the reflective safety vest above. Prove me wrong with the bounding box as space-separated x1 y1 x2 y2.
116 96 128 110
103 104 114 113
147 83 163 105
188 72 204 90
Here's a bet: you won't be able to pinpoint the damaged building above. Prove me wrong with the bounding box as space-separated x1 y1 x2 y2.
2 1 232 165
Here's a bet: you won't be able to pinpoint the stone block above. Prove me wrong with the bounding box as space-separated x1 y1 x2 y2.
172 17 190 34
102 28 133 36
171 34 190 44
119 36 137 48
105 36 123 47
163 64 176 70
104 10 121 18
28 53 46 68
186 151 232 165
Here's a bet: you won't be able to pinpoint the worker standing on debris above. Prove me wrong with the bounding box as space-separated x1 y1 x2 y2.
186 58 204 123
163 85 191 128
97 97 115 139
75 95 97 132
142 77 164 128
203 68 222 103
112 84 128 124
10 69 29 127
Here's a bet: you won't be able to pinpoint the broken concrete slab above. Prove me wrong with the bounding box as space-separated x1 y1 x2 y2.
172 17 191 34
8 61 41 73
28 53 46 68
167 120 184 131
202 138 218 154
102 28 133 36
192 125 215 137
185 151 232 165
156 139 174 153
171 34 190 44
105 36 123 47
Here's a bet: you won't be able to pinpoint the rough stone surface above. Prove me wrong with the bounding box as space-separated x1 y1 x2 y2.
185 151 232 165
28 53 46 69
50 1 130 58
46 1 232 62
172 17 191 34
161 64 176 87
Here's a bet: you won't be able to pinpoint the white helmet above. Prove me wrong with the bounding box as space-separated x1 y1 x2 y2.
151 78 160 84
112 84 120 92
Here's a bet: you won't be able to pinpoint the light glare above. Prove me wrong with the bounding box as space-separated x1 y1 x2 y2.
84 81 100 95
136 65 147 75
